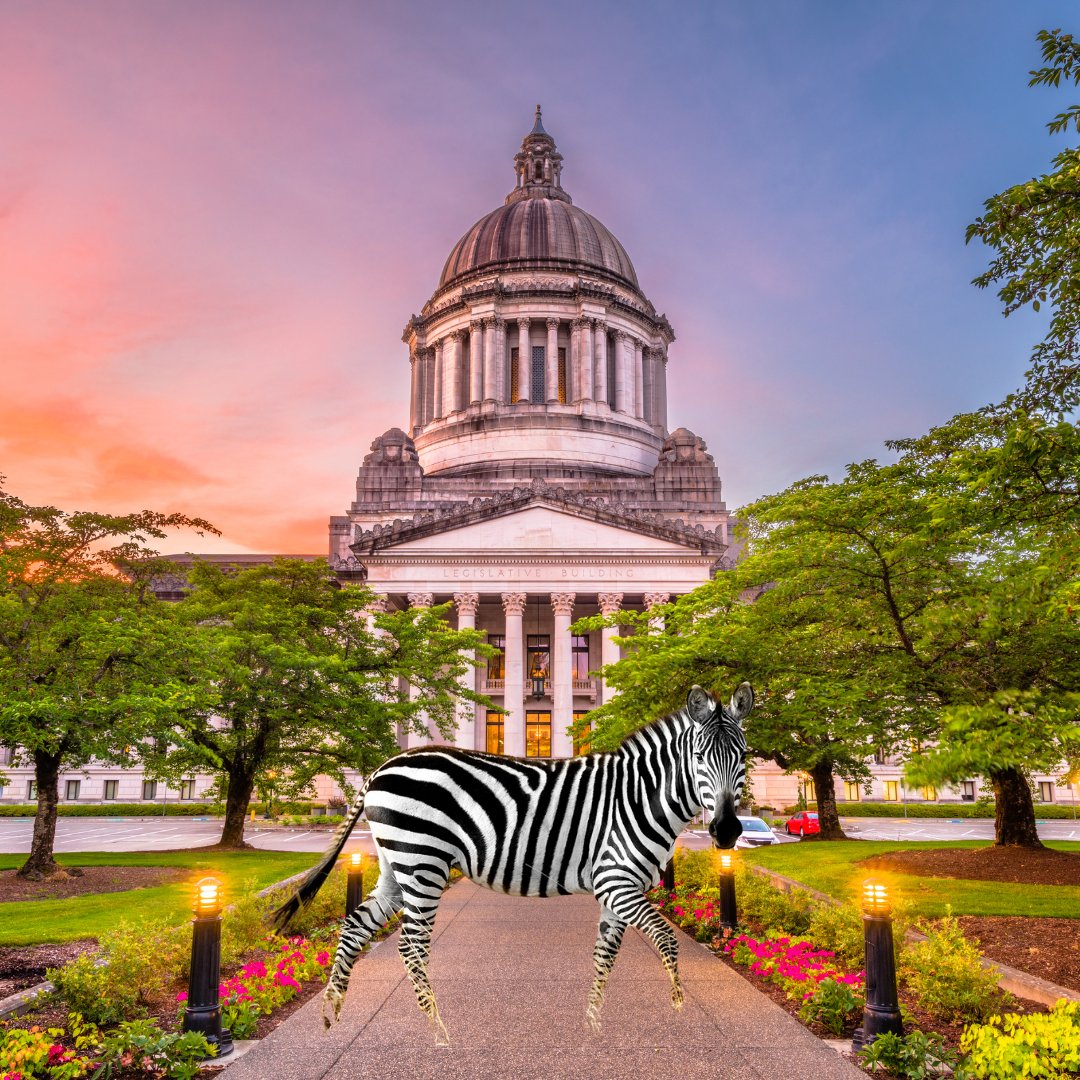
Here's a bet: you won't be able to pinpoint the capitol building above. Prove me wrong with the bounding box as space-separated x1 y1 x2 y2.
329 107 732 762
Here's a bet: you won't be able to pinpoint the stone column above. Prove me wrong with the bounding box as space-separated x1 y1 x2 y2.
422 347 435 425
574 319 593 402
469 322 484 404
546 318 560 403
502 592 527 756
656 348 669 431
483 318 497 400
454 592 480 750
593 320 608 404
408 349 421 433
517 319 531 402
406 592 437 747
644 592 670 632
614 331 631 414
433 339 445 419
444 330 463 415
494 317 506 403
550 592 576 757
597 592 623 705
633 339 645 419
642 345 655 425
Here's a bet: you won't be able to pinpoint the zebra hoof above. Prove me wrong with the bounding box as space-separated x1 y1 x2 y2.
671 985 685 1010
323 986 345 1027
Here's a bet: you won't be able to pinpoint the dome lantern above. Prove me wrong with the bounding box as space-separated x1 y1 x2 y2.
508 105 569 205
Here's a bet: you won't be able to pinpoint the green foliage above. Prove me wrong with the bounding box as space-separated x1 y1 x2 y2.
0 803 222 818
671 847 721 891
734 867 816 935
96 1018 214 1080
901 917 1010 1023
957 1000 1080 1079
797 976 862 1036
804 901 867 970
858 1030 958 1080
819 801 1080 819
283 861 383 938
0 1021 93 1079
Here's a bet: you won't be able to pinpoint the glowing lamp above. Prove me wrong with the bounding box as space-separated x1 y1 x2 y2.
718 851 734 874
350 852 363 869
862 879 890 917
530 664 545 699
194 877 222 916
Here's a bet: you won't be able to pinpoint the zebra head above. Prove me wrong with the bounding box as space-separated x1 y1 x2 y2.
687 682 753 849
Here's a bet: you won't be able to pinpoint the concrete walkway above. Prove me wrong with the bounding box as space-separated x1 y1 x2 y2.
219 880 864 1080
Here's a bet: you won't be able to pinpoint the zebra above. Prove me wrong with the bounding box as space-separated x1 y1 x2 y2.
272 681 753 1041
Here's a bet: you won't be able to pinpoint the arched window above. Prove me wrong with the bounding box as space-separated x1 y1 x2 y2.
534 161 543 181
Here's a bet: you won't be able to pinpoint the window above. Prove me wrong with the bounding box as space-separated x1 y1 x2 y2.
526 712 551 757
573 710 591 755
558 347 567 403
527 635 550 688
485 711 504 755
179 779 196 800
883 781 899 802
142 780 157 801
487 634 506 681
1039 781 1054 803
844 782 861 802
571 634 590 680
0 784 4 800
65 779 80 801
920 786 937 802
510 348 520 403
873 746 887 765
531 346 545 402
27 780 37 800
961 780 975 802
103 779 118 801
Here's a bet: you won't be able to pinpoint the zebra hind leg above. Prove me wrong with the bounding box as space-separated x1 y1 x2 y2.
585 905 626 1032
605 886 684 1011
322 880 402 1029
398 899 451 1045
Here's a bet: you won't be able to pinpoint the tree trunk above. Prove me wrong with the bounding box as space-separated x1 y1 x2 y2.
215 771 255 849
991 767 1043 848
809 760 847 840
18 751 63 878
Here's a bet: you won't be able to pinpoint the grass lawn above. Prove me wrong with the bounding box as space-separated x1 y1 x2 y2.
741 840 1080 918
0 850 317 946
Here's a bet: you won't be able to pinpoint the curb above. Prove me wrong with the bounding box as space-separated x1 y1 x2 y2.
745 863 1080 1007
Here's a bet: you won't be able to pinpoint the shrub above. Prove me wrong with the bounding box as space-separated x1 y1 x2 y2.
805 902 866 970
671 847 720 891
901 916 1009 1023
859 1030 958 1079
97 1018 213 1080
734 867 816 934
798 976 863 1035
956 1000 1080 1079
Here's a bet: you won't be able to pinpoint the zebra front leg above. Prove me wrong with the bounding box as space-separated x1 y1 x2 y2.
398 908 450 1045
605 886 684 1011
586 905 626 1032
322 884 402 1028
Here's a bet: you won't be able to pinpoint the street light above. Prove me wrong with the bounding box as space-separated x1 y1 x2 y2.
852 878 903 1052
718 850 738 931
182 877 233 1058
346 852 364 919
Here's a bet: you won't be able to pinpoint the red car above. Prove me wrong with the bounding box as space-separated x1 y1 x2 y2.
785 811 820 837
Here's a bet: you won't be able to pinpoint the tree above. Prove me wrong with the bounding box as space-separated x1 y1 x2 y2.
0 480 216 877
157 558 494 848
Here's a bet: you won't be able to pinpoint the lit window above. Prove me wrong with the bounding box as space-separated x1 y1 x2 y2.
103 779 118 801
1039 781 1054 803
142 780 157 801
571 634 590 680
883 781 899 802
558 347 567 403
844 782 861 802
485 711 504 755
526 712 551 757
573 710 591 756
487 634 505 681
179 779 196 800
527 635 549 689
65 779 80 801
510 348 520 403
920 786 937 802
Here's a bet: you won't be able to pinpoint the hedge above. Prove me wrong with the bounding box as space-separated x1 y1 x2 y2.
0 800 341 818
775 801 1079 820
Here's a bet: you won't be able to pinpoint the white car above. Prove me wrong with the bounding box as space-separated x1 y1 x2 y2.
734 815 781 849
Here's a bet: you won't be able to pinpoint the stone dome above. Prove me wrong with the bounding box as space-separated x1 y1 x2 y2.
437 106 639 292
439 199 639 290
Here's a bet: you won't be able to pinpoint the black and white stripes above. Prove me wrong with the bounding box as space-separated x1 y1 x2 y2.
273 682 752 1041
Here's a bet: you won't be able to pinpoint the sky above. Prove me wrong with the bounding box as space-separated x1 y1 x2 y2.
0 0 1073 553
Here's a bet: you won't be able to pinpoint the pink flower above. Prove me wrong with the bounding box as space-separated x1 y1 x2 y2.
242 960 267 978
176 991 188 1003
316 951 331 966
274 971 301 990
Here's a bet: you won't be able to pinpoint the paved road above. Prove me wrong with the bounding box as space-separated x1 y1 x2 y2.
217 877 862 1080
1 814 1076 855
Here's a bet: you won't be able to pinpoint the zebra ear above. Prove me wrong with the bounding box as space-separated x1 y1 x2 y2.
686 685 714 723
728 682 754 726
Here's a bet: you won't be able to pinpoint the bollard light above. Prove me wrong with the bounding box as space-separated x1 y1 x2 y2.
852 878 903 1053
718 850 738 931
182 877 233 1058
346 852 364 919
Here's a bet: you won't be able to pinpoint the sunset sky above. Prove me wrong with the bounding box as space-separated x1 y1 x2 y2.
0 1 1070 553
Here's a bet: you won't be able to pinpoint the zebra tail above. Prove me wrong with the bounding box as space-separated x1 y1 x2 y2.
269 779 371 932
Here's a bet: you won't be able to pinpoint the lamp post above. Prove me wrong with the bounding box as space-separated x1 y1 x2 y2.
852 878 903 1052
182 878 233 1058
718 851 738 931
346 852 364 919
